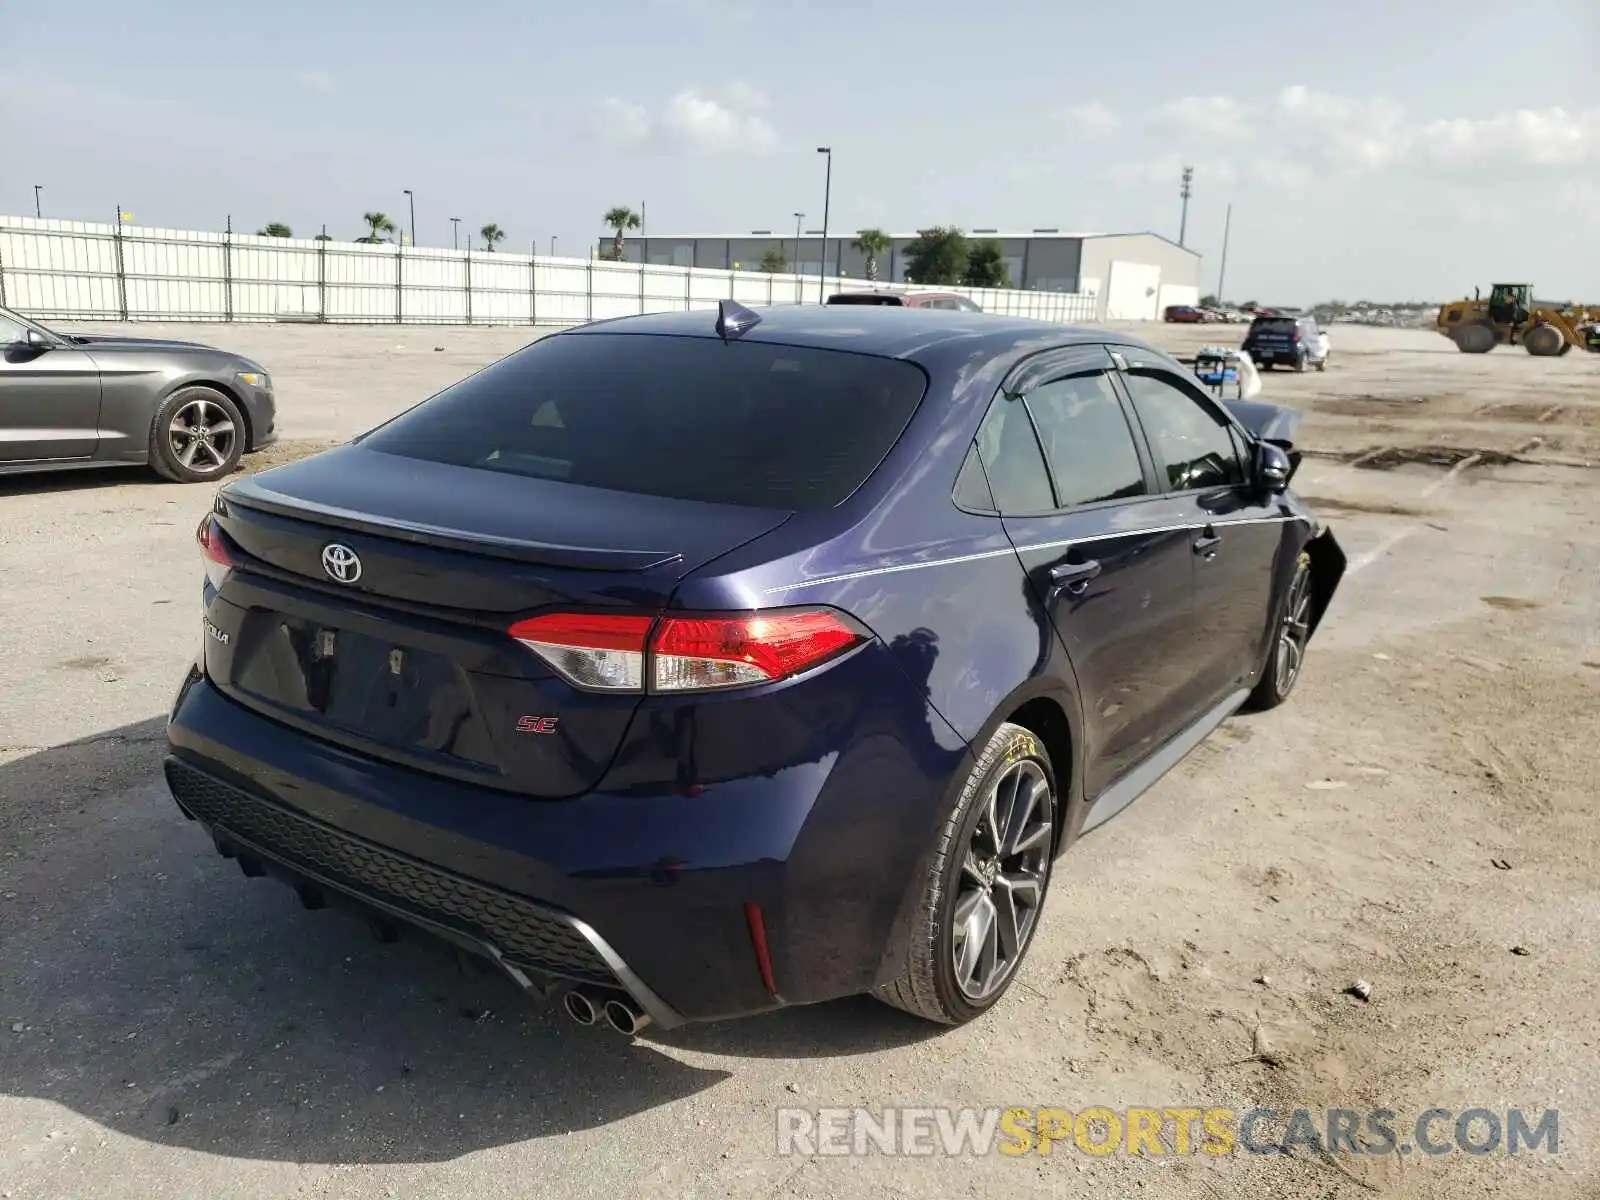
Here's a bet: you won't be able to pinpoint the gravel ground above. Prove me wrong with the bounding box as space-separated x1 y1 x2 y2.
1 319 1597 1199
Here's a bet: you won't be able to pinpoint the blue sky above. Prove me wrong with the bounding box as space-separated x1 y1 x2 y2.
4 0 1596 303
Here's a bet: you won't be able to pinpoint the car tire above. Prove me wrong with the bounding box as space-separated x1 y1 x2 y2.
1316 355 1328 372
1244 551 1313 712
875 722 1058 1025
149 386 246 483
1293 351 1308 373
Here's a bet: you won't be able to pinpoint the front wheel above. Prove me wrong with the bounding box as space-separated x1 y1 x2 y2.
875 722 1058 1024
150 386 245 483
1244 552 1313 711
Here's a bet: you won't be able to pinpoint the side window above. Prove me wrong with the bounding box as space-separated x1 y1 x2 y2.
952 445 996 512
0 314 28 344
1121 370 1247 492
1022 371 1148 508
972 395 1054 513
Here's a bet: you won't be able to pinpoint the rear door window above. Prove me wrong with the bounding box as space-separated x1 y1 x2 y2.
1023 371 1148 508
359 332 928 510
971 396 1054 514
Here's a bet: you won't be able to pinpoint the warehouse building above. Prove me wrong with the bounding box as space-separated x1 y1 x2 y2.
595 229 1202 320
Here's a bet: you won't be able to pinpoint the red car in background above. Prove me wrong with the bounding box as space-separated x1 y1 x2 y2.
1163 305 1206 323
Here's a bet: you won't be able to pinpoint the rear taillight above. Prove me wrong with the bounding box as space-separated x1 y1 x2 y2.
196 514 234 591
507 607 866 694
507 612 653 691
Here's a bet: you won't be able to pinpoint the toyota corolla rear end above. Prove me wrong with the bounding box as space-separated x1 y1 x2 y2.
163 319 959 1029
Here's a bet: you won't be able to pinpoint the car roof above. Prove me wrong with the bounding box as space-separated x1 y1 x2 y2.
565 305 1112 362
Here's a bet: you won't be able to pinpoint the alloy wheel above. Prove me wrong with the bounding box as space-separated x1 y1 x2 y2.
1275 568 1313 694
168 397 237 475
951 759 1054 1001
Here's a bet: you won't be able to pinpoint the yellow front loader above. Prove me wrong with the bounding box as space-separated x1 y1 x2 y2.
1436 283 1600 356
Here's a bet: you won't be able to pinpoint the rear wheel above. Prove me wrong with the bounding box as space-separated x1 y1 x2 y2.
1524 323 1565 357
1245 553 1312 711
150 386 245 483
1315 354 1329 372
876 722 1057 1024
1453 322 1497 354
1293 350 1308 372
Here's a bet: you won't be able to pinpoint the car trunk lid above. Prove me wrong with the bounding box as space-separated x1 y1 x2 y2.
200 445 791 797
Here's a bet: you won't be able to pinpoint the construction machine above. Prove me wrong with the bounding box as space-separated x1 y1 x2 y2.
1436 283 1600 356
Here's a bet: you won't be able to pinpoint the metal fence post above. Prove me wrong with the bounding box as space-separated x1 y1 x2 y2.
638 260 646 315
683 264 691 312
317 231 327 321
465 249 473 325
529 243 536 325
0 244 8 309
395 242 403 324
113 204 129 321
223 215 234 322
586 259 593 323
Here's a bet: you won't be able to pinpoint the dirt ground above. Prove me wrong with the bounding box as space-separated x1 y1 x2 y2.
1 319 1597 1199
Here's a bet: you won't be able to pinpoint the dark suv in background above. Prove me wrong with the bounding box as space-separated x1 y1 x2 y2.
1241 314 1327 371
164 303 1342 1035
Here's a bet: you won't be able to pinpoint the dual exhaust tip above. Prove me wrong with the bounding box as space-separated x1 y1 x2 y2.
562 986 651 1036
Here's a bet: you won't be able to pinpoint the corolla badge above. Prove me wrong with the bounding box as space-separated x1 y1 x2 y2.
321 543 362 584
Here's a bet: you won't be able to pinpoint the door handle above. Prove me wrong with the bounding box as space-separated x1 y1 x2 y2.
1193 529 1222 557
1049 559 1101 594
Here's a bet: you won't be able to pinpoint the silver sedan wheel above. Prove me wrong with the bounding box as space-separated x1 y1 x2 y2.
951 759 1054 1002
1275 568 1313 694
168 396 237 475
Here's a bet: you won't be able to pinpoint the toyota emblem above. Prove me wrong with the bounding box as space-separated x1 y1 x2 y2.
321 543 362 584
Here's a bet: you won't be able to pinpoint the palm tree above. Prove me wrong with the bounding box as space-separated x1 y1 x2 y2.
257 222 292 238
603 206 641 261
853 228 891 282
480 223 505 252
362 211 396 242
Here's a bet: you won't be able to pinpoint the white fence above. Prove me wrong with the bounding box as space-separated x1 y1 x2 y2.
0 216 1100 327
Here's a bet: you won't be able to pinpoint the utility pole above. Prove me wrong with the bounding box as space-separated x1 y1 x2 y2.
450 217 461 250
792 212 804 275
1216 203 1233 304
816 147 832 303
403 189 416 247
33 185 42 218
1179 166 1194 248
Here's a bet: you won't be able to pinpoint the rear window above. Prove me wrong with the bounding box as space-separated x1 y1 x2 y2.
1249 317 1298 333
359 332 928 510
826 293 905 306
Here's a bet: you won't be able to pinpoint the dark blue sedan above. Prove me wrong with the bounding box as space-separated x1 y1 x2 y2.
164 302 1344 1034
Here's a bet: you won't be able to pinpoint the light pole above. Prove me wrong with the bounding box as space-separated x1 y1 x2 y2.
550 235 558 257
792 212 804 276
1178 166 1193 248
1216 202 1233 305
450 217 461 250
33 185 42 218
816 147 832 303
403 190 416 247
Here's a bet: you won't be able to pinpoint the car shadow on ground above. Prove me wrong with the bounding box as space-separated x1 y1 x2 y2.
0 465 162 497
0 718 938 1166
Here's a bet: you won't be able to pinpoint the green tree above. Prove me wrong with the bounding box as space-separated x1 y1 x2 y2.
257 222 293 238
1200 293 1220 307
481 223 505 252
961 239 1009 288
758 247 789 274
603 206 641 261
313 233 333 241
902 226 968 286
852 228 891 282
363 211 396 241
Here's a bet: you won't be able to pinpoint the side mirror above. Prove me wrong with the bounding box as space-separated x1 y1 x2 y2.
1257 442 1293 492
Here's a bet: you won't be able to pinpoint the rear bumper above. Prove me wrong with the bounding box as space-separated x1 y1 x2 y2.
165 669 968 1023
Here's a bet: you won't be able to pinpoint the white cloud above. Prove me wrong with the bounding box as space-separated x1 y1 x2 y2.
1061 101 1118 135
293 69 337 97
1142 85 1600 186
597 96 651 147
661 86 776 154
1149 95 1249 140
594 84 777 155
